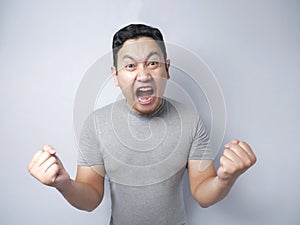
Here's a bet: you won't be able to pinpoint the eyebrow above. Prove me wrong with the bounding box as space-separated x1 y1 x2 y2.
122 51 162 62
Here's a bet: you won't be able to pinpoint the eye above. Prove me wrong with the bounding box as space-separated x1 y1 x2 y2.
147 61 159 69
125 63 136 71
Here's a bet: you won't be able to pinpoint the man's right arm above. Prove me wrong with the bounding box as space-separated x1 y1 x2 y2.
28 145 104 212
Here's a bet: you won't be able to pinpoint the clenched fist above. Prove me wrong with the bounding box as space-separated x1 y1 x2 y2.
28 145 70 190
217 139 257 183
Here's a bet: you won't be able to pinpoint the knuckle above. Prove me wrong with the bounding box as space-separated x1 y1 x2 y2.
43 144 51 149
253 155 257 164
28 168 34 176
220 156 226 164
53 163 59 171
49 156 56 163
233 138 239 143
238 160 245 168
50 163 59 174
44 151 51 157
245 159 252 167
224 148 230 155
28 166 37 176
37 149 43 154
239 141 246 145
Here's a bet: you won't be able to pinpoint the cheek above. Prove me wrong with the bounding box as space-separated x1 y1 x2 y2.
153 71 168 87
153 67 169 79
117 75 136 95
118 73 135 87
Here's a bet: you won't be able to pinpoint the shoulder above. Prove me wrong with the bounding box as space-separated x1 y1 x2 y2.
82 99 127 131
93 99 126 119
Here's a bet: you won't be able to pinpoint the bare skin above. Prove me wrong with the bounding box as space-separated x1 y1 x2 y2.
28 145 104 211
188 139 256 207
111 37 170 115
28 37 256 211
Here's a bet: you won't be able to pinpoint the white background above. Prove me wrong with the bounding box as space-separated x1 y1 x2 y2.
1 0 299 225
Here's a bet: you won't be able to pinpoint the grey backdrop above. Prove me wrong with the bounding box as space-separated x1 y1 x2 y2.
1 0 299 225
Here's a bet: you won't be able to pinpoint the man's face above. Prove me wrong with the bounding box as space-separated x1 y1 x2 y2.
112 37 170 115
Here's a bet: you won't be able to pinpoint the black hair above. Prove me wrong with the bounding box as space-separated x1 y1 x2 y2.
112 24 167 69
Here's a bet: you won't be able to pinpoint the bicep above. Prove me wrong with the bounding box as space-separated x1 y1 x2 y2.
76 165 105 195
188 160 216 195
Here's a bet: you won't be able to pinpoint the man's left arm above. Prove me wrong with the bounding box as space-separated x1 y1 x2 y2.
188 139 257 208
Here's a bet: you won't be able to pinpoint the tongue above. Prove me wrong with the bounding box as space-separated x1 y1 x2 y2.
139 91 152 97
138 92 153 102
139 96 150 101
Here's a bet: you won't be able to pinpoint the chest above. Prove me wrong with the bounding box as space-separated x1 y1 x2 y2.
98 113 193 186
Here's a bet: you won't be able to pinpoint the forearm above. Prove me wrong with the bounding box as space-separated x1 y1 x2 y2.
192 176 236 208
189 140 256 208
56 179 103 212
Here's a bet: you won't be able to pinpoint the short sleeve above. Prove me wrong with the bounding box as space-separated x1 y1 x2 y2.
188 117 214 160
77 112 104 166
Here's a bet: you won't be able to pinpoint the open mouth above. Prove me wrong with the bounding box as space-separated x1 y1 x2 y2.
136 86 154 104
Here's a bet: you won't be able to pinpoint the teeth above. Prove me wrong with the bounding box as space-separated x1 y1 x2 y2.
138 87 152 92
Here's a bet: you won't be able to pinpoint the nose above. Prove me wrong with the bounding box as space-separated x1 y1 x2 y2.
136 64 152 82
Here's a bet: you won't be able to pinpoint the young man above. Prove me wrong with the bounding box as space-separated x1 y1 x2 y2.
28 24 256 225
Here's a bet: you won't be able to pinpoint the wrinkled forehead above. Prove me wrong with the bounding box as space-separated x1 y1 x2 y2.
117 37 164 62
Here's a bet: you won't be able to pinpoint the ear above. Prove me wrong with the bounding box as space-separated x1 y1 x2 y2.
165 59 170 80
111 66 119 87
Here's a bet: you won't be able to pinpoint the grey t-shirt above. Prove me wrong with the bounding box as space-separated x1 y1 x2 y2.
78 98 213 225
